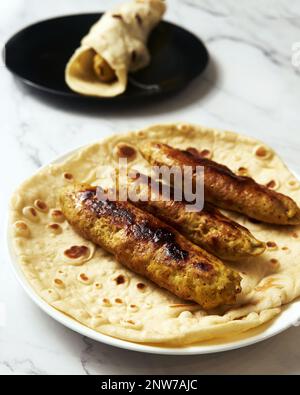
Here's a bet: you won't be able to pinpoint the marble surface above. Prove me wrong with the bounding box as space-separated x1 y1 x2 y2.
1 0 300 375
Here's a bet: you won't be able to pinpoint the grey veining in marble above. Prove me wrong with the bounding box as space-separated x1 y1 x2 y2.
1 0 300 375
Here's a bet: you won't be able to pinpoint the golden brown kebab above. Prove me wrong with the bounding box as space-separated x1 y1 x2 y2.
60 183 241 309
140 142 300 225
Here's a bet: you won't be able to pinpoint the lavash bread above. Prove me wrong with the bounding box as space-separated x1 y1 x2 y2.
10 123 300 345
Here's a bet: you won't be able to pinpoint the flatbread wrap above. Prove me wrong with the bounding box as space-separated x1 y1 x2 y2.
65 0 166 97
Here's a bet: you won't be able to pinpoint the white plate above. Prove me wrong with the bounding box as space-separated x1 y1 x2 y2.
7 145 300 355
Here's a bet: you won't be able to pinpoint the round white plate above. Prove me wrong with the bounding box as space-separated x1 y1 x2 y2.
7 145 300 355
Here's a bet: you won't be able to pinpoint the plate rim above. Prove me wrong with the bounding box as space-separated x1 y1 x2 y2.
6 144 300 355
3 13 209 101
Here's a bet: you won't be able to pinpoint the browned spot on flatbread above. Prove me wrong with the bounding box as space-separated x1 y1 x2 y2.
14 221 30 237
54 278 64 287
115 143 137 160
267 241 277 248
64 173 73 181
255 146 268 158
114 275 125 285
102 298 111 306
51 209 65 222
137 283 146 290
79 273 89 282
34 200 48 212
47 223 62 234
29 208 37 216
22 206 40 223
16 221 28 230
64 246 89 259
49 223 60 230
266 180 276 189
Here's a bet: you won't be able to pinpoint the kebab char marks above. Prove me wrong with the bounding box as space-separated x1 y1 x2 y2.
10 123 300 346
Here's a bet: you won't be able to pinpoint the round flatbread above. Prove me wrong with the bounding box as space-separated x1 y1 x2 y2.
10 123 300 345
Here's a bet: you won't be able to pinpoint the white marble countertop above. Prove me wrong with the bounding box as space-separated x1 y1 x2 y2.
1 0 300 375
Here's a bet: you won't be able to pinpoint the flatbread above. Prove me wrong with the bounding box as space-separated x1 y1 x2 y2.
10 123 300 346
65 0 166 97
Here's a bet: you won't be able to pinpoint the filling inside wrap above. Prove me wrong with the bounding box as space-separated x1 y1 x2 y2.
65 0 166 97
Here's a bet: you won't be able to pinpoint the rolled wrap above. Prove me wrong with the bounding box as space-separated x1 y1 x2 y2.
65 0 166 97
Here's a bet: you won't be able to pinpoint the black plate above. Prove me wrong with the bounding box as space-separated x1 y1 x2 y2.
4 13 209 102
